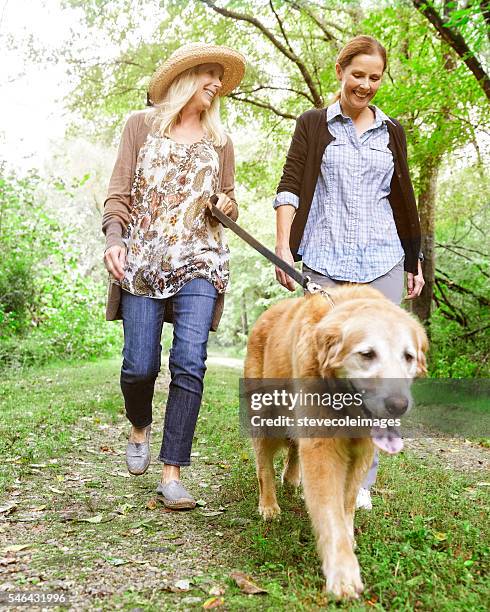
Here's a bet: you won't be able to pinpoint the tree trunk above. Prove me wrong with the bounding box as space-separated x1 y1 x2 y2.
411 160 439 324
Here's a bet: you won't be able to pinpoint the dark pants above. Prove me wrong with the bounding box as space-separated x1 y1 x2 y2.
120 278 218 466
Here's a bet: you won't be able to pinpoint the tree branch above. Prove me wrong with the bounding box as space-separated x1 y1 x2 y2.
412 0 490 100
284 0 341 40
268 0 294 53
463 324 490 339
228 92 297 119
434 277 467 326
234 84 315 104
436 271 490 307
436 243 490 278
199 0 323 107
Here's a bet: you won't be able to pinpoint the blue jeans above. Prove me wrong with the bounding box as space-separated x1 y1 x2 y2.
120 278 218 466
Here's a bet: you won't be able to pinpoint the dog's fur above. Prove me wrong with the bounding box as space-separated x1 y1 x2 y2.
244 285 428 599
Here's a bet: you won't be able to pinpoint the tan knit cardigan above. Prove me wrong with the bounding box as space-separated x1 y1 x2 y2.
102 110 238 331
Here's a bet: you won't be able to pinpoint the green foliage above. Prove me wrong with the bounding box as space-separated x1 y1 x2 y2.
428 165 489 376
14 0 489 377
0 168 121 370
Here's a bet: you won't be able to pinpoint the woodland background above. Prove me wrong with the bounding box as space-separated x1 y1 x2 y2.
1 0 489 376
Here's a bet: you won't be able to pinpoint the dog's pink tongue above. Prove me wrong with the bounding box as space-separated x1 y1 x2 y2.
371 427 404 454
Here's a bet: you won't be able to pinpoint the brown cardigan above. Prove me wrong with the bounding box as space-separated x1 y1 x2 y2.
102 110 238 331
277 108 421 273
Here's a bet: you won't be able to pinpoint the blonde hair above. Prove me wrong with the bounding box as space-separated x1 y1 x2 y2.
331 35 387 103
145 65 227 147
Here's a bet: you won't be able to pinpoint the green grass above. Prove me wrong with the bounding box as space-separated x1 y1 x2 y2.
0 359 489 610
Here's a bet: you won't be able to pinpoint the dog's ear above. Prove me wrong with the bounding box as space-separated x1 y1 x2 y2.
313 318 343 375
413 321 429 377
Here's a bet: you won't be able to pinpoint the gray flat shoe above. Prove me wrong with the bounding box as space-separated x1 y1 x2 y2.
125 425 151 475
156 480 196 510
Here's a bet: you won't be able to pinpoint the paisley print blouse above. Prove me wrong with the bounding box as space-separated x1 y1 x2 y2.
119 134 229 299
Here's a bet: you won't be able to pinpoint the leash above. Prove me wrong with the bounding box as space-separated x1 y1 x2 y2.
209 196 334 306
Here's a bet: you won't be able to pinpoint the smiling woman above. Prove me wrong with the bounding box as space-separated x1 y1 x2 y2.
273 34 424 510
101 42 246 511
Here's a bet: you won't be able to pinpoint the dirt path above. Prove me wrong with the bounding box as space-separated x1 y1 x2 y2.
1 367 248 611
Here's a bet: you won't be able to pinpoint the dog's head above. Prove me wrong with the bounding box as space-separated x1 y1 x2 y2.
312 295 428 421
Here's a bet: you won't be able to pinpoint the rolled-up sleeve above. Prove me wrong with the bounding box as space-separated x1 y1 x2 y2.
273 191 299 209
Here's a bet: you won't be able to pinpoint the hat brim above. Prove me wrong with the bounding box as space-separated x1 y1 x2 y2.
148 46 245 104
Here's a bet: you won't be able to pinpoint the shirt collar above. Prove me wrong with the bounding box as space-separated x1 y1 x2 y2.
326 100 395 126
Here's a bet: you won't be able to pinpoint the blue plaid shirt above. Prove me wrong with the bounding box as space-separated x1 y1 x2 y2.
274 101 404 282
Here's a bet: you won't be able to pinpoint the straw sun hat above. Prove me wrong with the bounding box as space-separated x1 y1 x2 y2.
148 42 246 105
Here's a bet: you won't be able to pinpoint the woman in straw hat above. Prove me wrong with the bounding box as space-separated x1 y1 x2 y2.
102 43 246 510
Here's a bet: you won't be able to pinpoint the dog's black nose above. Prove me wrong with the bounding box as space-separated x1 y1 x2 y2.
384 395 409 416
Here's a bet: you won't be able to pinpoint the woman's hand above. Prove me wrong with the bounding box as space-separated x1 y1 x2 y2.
104 245 127 281
405 260 425 300
275 245 296 292
208 193 235 218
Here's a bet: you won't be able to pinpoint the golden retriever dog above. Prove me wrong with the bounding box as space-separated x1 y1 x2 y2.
244 285 428 599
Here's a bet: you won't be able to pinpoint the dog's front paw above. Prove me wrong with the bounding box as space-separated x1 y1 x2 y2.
258 502 281 520
324 553 363 600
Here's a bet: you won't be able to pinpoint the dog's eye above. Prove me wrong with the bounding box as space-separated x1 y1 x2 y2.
360 350 376 360
404 351 415 363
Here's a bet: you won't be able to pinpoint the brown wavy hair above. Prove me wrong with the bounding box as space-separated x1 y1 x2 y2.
332 35 387 103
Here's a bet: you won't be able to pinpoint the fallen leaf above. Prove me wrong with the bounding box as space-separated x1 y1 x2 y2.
48 487 64 494
78 514 103 524
230 571 267 595
106 557 128 566
0 503 17 515
195 499 207 507
3 544 31 553
171 539 186 546
0 557 17 566
29 463 48 468
200 511 223 517
109 471 131 479
203 596 225 609
434 532 447 541
146 499 157 510
173 579 191 591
